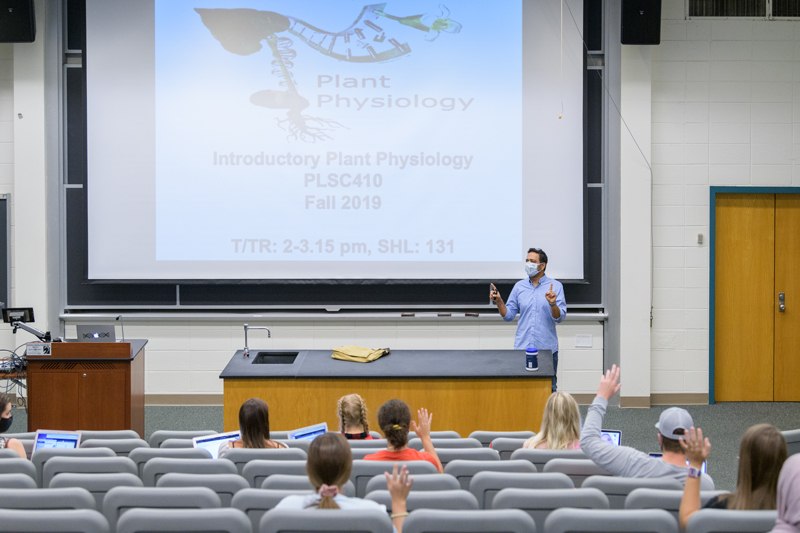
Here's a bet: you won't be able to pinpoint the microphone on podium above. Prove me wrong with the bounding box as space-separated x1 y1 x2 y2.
116 314 125 342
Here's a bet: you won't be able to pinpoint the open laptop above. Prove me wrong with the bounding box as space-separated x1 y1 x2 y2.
601 429 622 446
77 325 116 343
192 430 240 459
288 422 328 441
33 430 81 454
649 452 707 473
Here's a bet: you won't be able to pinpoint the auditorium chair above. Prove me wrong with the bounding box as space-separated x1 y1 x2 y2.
260 509 393 533
19 439 34 459
509 448 586 471
492 488 610 532
221 448 307 475
348 438 388 448
0 472 36 488
684 509 778 533
148 430 216 448
469 472 574 509
489 438 529 459
273 439 310 452
542 458 611 487
0 448 22 459
0 487 95 511
232 489 312 533
80 430 141 441
157 473 249 506
350 448 385 460
103 486 221 533
582 476 683 509
444 459 536 490
544 508 679 533
261 474 356 497
116 508 250 533
160 439 194 449
0 457 36 481
401 509 536 533
241 459 307 488
365 473 461 494
82 439 149 457
2 431 36 440
128 448 211 477
141 457 236 487
0 509 110 533
409 431 461 439
625 488 730 521
50 472 143 510
470 431 535 447
32 447 116 488
351 460 438 497
782 429 800 456
365 489 480 512
434 447 500 467
408 438 482 451
43 456 137 488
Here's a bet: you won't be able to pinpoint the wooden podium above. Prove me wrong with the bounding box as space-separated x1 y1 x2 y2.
26 340 146 437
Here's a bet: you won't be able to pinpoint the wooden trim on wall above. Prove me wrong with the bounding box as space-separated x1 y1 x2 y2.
650 393 708 405
620 396 651 408
145 394 224 406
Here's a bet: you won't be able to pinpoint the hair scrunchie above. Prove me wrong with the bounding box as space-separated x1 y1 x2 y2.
392 424 404 430
318 484 339 498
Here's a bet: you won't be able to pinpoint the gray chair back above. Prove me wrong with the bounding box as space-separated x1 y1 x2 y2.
259 508 393 533
626 489 730 521
222 448 308 475
80 430 141 441
82 439 149 457
3 431 36 440
19 439 34 459
269 431 290 440
369 431 383 439
365 489 479 512
157 473 249 507
543 458 611 487
402 509 536 533
0 472 36 488
490 438 529 459
409 431 461 440
435 448 500 467
128 448 211 477
408 438 482 451
232 489 311 533
469 471 573 509
365 473 460 494
33 447 116 487
348 439 388 448
544 508 679 533
509 448 586 471
241 459 307 488
445 459 536 490
493 488 609 532
0 509 110 533
43 456 137 488
583 476 683 509
0 448 22 459
160 439 194 449
351 448 385 460
273 439 311 452
141 457 236 487
261 474 356 497
102 486 221 533
147 430 216 448
782 429 800 456
351 460 438 497
469 431 535 447
0 487 95 511
685 509 778 533
50 473 143 510
0 457 36 481
116 508 250 533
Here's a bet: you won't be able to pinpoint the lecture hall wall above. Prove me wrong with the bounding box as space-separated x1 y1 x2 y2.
6 0 800 405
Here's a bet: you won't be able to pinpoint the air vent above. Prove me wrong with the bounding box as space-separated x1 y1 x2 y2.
40 362 77 370
79 362 116 370
689 0 766 17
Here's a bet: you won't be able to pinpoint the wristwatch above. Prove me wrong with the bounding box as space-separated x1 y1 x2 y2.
549 302 557 307
687 466 701 478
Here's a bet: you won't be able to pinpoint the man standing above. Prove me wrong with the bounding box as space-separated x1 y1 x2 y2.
491 247 566 391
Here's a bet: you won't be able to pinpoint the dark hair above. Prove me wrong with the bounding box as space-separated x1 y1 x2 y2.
306 432 352 510
238 398 271 448
528 247 548 265
661 428 685 454
728 424 786 510
0 393 10 416
378 399 411 449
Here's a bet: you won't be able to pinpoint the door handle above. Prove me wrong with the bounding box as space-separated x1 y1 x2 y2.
779 292 785 313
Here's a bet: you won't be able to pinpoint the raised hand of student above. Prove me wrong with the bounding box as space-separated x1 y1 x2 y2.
597 364 621 400
680 426 710 467
410 407 433 440
386 463 413 503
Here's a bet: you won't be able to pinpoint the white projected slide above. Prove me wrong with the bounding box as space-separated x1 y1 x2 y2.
86 0 584 280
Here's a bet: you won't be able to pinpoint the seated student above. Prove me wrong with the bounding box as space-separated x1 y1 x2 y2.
773 454 800 533
523 391 581 450
0 393 25 459
579 365 715 489
363 399 443 473
219 398 287 458
337 394 374 440
276 432 412 532
679 424 786 530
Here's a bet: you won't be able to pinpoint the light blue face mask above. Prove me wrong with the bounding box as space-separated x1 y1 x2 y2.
525 262 541 277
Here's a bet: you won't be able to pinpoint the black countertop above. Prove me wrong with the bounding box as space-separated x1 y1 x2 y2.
219 349 554 379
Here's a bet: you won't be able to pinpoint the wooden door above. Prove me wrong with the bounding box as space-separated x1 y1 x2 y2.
774 194 800 401
27 367 80 431
78 370 128 430
715 194 775 401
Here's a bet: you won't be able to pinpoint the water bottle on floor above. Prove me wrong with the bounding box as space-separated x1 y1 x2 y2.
526 347 538 372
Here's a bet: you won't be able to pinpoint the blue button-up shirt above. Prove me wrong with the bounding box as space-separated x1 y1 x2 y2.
503 273 567 351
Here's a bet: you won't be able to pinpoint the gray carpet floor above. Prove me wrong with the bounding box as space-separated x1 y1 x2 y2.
8 402 800 492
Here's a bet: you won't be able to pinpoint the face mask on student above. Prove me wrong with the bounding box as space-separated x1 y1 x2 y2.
525 262 541 277
0 415 12 433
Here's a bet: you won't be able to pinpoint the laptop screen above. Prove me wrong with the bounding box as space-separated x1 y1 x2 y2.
34 431 81 452
601 430 621 446
192 431 240 459
649 453 707 474
288 422 328 441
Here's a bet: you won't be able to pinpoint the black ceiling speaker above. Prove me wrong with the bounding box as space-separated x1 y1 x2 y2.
0 0 36 43
621 0 661 45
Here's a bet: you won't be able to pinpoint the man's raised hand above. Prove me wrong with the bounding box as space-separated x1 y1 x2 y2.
545 283 557 305
597 364 621 400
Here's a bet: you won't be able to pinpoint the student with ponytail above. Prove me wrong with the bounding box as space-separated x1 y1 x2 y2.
337 394 374 440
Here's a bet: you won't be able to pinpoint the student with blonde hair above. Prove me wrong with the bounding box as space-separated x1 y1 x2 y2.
523 391 581 450
337 394 374 440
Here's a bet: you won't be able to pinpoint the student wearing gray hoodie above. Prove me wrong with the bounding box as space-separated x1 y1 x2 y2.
579 365 715 490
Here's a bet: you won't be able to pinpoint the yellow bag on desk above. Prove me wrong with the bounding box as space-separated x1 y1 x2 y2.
331 345 390 363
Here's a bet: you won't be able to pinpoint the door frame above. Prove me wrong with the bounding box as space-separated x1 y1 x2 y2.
709 186 800 404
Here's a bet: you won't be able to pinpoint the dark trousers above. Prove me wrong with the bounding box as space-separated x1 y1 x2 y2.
552 351 559 392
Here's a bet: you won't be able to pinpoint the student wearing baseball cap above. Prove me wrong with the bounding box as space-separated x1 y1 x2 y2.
579 365 715 489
